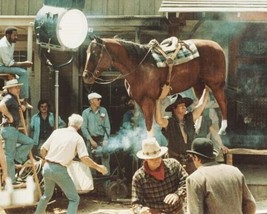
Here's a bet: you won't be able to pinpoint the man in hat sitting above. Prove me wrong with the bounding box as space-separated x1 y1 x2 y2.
155 85 209 174
0 79 34 184
186 137 256 214
132 137 188 214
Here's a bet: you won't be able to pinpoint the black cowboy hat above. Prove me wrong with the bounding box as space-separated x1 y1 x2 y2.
186 138 218 159
165 94 193 112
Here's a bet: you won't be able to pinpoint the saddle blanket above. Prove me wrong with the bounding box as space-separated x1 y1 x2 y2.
151 39 199 67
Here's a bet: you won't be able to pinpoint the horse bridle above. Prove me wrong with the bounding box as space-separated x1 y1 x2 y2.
84 39 153 84
84 40 123 84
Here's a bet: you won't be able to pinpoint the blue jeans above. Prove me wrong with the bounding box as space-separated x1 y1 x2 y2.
35 162 80 214
1 126 34 183
0 66 29 99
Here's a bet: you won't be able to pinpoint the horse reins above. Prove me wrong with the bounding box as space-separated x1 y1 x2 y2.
84 40 154 85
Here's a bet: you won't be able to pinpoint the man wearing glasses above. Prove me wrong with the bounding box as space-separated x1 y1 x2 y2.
30 99 66 156
81 92 111 175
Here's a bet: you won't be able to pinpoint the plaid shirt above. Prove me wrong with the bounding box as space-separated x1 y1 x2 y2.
132 158 188 213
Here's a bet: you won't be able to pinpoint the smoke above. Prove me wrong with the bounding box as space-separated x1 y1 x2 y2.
98 105 168 156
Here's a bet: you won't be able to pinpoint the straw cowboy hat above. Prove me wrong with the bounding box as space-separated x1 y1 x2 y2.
88 92 102 100
136 137 168 159
186 138 218 159
165 94 193 112
2 79 23 90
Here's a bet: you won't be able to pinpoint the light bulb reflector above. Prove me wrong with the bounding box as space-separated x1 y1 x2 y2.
57 9 88 49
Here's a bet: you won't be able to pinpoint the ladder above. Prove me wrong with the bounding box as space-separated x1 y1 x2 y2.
16 95 42 197
0 74 42 209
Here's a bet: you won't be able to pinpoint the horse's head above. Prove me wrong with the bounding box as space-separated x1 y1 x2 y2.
82 37 113 84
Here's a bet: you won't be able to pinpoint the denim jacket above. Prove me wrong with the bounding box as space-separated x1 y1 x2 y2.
30 112 66 145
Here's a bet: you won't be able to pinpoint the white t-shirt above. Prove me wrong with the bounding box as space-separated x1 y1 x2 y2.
42 127 89 167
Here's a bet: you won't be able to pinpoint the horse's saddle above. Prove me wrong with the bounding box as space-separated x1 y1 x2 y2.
149 37 200 68
154 36 180 53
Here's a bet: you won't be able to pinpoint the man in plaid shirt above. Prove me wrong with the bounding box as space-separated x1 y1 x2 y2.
132 137 188 214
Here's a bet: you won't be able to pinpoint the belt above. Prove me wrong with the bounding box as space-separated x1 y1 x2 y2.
46 160 64 167
92 136 104 144
3 123 17 128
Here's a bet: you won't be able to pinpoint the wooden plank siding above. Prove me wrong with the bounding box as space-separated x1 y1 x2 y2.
28 0 43 15
159 0 267 12
1 0 16 15
0 0 42 15
15 0 29 15
0 0 162 16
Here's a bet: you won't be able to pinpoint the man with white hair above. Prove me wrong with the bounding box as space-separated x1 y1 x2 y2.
35 113 108 214
81 92 111 174
132 137 188 214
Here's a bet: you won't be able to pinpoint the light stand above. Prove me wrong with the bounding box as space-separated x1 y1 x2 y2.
34 3 88 128
43 53 73 128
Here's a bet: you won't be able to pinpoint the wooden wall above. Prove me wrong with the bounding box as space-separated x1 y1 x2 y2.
0 0 163 16
0 0 42 15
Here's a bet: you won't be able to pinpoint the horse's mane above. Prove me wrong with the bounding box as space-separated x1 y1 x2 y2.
115 38 154 64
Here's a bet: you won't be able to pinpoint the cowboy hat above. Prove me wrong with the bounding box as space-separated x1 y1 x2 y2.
2 79 23 89
165 94 193 112
186 138 218 159
136 137 168 159
88 92 102 100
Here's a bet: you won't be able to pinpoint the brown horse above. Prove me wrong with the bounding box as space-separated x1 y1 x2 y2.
83 37 227 134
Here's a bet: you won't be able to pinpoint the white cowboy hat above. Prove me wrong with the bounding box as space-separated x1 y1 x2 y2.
2 79 23 89
136 137 168 159
88 92 102 100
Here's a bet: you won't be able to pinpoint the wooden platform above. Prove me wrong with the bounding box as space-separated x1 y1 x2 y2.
226 148 267 165
225 148 267 212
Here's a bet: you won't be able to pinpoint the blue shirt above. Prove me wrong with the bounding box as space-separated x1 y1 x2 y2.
81 106 111 141
30 112 66 145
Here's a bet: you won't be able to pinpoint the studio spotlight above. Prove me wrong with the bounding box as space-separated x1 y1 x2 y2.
35 5 88 51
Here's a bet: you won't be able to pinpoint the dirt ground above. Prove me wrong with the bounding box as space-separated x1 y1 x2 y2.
2 189 267 213
1 192 133 214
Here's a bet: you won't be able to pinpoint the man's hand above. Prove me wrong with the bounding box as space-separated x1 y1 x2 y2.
22 61 33 68
6 115 14 123
2 173 8 183
158 84 171 100
221 145 229 154
139 206 151 214
90 139 98 148
163 193 179 205
20 104 26 112
97 165 108 175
